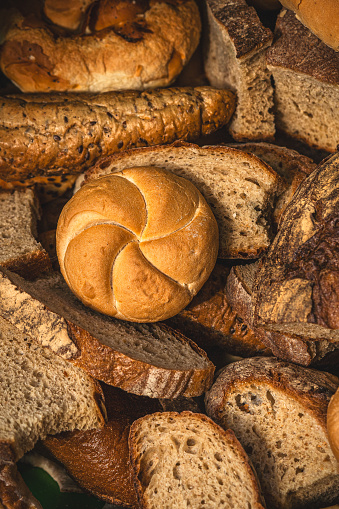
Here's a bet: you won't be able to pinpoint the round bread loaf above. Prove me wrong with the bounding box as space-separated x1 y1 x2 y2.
0 0 201 93
56 167 219 322
279 0 339 50
328 387 339 462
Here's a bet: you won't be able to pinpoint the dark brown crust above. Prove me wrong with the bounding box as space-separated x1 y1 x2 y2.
252 152 339 364
0 87 235 181
0 462 43 509
205 357 339 435
166 263 271 357
129 411 266 509
266 10 339 85
206 0 273 59
225 263 258 326
2 249 52 280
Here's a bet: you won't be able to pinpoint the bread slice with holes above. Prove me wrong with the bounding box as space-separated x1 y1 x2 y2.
0 267 214 399
129 411 266 509
205 357 339 509
0 188 51 279
84 141 284 259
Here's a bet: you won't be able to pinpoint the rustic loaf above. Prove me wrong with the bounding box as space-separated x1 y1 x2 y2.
84 141 284 259
0 315 105 464
278 0 339 50
0 87 235 181
0 0 201 92
0 188 51 279
227 142 317 224
205 357 339 509
266 10 339 153
0 268 214 399
203 0 275 141
252 152 339 366
56 168 219 322
129 411 266 509
43 385 162 508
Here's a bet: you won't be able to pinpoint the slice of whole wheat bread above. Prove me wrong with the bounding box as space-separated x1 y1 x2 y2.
205 357 339 509
0 267 214 399
83 141 284 259
0 315 105 464
129 411 266 509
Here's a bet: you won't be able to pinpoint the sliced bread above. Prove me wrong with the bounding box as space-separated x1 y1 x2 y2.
252 152 339 366
84 141 284 259
129 411 266 509
227 142 317 224
203 0 275 141
0 315 105 464
266 10 339 153
0 267 214 399
0 188 51 279
166 262 272 358
205 357 339 509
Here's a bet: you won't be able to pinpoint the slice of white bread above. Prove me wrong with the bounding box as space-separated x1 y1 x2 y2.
0 188 51 279
205 357 339 509
84 142 284 259
266 10 339 153
203 0 275 141
129 411 266 509
0 315 105 464
0 268 214 399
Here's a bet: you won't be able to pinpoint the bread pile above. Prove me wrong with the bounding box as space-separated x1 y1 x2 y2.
0 0 339 508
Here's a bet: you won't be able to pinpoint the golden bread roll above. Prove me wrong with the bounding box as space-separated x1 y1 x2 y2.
0 0 201 92
56 167 219 322
328 388 339 462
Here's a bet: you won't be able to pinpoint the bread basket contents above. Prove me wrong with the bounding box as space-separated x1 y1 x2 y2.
0 87 236 180
56 167 219 322
129 411 266 509
0 0 201 92
205 357 339 509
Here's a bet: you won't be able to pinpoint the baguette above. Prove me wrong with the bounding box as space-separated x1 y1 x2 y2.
0 267 214 399
0 86 235 181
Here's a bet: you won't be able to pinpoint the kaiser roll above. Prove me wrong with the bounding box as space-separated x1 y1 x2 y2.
328 387 339 462
56 167 219 322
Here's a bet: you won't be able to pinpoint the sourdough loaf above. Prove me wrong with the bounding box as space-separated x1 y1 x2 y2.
0 188 51 279
0 268 214 398
0 315 105 464
205 357 339 509
227 142 316 224
0 0 201 92
0 87 235 181
203 0 275 141
129 411 266 509
278 0 339 50
252 152 339 366
267 10 339 153
84 141 284 259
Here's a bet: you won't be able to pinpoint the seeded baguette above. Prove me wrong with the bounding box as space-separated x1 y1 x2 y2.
0 86 235 181
0 267 214 399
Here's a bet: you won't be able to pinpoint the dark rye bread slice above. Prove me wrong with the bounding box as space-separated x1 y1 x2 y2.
0 268 214 399
205 357 339 509
84 141 284 259
266 10 339 153
252 152 339 366
203 0 275 141
0 87 235 181
227 142 317 224
129 411 266 509
166 262 271 358
0 188 51 279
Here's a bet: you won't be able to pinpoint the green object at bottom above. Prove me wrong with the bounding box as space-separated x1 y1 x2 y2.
18 463 105 509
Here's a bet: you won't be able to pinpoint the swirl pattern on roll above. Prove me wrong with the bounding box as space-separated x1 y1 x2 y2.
56 167 219 322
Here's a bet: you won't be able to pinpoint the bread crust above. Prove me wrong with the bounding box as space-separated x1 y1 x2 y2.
279 0 339 50
0 462 43 509
0 87 235 181
328 388 339 462
0 0 201 92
